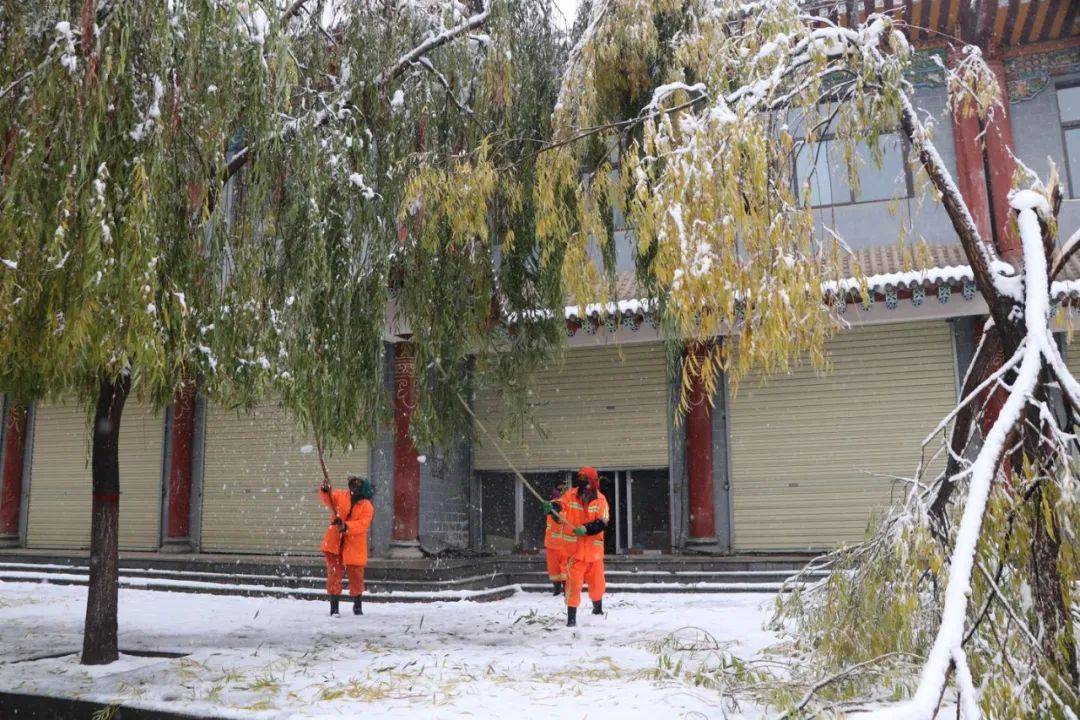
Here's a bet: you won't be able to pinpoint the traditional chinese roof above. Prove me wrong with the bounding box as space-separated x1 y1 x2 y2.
829 242 1080 307
557 243 1080 332
801 0 1078 48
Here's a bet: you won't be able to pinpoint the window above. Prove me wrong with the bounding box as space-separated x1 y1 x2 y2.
794 132 912 207
1058 85 1080 198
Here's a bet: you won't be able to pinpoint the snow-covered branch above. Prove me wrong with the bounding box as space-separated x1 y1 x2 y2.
860 188 1063 720
1050 225 1080 281
375 3 490 89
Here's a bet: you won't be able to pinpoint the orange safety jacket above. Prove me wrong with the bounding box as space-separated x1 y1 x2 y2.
318 489 375 566
318 488 351 555
544 514 574 554
559 488 609 562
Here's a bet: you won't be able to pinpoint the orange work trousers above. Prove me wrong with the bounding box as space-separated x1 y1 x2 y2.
323 551 366 596
565 557 605 608
546 548 569 582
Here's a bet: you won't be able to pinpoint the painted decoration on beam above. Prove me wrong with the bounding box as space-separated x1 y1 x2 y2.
963 280 976 301
1005 47 1080 104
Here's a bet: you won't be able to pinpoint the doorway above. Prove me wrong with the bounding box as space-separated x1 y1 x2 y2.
481 468 671 554
598 469 670 554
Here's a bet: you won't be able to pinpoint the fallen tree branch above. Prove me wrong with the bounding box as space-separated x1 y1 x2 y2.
772 654 914 720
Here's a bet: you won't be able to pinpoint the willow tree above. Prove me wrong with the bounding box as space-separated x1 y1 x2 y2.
0 0 564 665
427 0 1076 716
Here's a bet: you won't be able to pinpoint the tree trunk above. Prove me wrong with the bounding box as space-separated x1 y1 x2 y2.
1021 376 1078 688
81 374 130 665
1028 481 1078 686
929 323 1005 538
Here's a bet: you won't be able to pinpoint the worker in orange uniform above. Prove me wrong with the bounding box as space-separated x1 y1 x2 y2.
543 479 570 595
318 474 375 616
545 466 608 627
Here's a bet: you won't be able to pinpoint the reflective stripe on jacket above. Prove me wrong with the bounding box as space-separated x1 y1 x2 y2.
558 488 609 562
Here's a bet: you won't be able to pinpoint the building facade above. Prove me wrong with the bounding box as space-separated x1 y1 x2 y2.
0 0 1078 557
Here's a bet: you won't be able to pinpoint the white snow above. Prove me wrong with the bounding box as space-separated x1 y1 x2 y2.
348 172 376 200
0 582 778 719
858 188 1056 720
644 82 707 112
130 75 165 142
54 21 78 74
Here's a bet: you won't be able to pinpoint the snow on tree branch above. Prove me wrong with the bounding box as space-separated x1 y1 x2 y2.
858 189 1056 720
375 3 491 89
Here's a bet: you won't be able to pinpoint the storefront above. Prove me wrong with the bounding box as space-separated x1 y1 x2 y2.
727 320 959 551
25 403 166 550
473 342 672 554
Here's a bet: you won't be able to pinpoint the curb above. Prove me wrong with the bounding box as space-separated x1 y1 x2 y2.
0 691 222 720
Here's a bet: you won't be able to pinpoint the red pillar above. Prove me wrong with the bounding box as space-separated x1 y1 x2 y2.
0 403 27 546
685 343 716 544
391 342 422 556
163 382 197 551
947 45 994 246
984 55 1020 264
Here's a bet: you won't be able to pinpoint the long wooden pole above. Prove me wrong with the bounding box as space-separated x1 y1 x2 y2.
434 360 575 528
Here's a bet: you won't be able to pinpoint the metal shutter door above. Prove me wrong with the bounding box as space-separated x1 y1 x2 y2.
729 321 957 551
473 343 669 472
1066 337 1080 381
200 402 370 553
26 403 164 550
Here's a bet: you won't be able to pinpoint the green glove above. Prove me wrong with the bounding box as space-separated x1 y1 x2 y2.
541 501 553 514
573 526 587 536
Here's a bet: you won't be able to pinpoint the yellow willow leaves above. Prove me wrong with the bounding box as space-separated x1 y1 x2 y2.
626 101 836 413
947 48 1003 122
401 144 504 253
536 145 624 319
553 0 677 138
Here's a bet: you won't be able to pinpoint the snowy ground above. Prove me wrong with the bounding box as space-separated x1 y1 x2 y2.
0 582 778 719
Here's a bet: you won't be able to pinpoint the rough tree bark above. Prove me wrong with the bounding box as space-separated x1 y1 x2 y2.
1023 369 1078 687
897 87 1078 706
81 373 130 665
929 325 1005 537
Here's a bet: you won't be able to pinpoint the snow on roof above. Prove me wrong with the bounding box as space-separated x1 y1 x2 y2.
557 243 1080 323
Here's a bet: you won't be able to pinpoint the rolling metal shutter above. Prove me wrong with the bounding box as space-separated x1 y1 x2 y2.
1066 336 1080 382
728 321 957 551
473 343 669 472
200 402 370 553
26 403 164 550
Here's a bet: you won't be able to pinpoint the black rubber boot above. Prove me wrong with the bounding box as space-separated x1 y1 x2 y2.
552 582 563 596
592 600 603 615
567 607 577 627
329 596 340 616
353 595 363 615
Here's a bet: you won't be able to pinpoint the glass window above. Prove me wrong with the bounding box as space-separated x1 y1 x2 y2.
796 141 833 206
1066 128 1080 200
851 134 908 202
795 133 910 207
1058 85 1080 124
1059 86 1080 198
